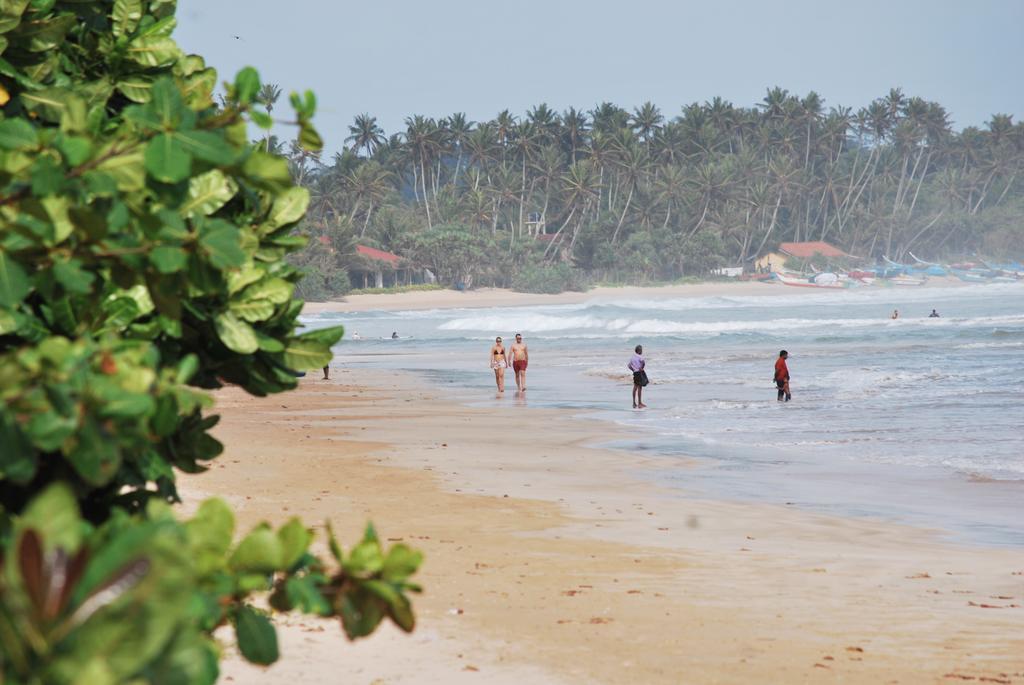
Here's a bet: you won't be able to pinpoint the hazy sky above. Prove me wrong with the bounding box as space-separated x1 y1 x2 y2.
176 0 1024 154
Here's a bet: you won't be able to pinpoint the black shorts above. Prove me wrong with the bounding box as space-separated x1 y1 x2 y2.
776 379 787 389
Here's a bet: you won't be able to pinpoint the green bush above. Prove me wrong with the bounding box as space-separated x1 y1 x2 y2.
511 261 588 294
0 1 420 682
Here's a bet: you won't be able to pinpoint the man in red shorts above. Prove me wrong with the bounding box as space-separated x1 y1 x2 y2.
510 333 529 392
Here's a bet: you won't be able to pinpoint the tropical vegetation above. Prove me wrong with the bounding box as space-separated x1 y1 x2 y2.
0 1 419 683
285 90 1024 297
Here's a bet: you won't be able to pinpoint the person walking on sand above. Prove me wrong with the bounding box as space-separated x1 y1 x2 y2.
628 345 647 409
774 350 791 402
490 336 508 392
510 333 529 392
322 365 329 380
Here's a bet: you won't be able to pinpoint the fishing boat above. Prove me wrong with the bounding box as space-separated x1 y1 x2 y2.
888 275 927 286
775 272 847 289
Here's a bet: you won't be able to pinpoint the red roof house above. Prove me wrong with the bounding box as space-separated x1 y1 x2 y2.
356 244 402 264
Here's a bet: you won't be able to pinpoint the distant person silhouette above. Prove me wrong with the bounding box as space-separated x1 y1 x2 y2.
929 309 940 318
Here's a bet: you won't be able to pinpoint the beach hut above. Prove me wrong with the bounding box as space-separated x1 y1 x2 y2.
754 251 787 273
350 245 409 289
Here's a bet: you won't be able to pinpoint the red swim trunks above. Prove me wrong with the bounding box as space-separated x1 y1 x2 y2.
513 359 528 372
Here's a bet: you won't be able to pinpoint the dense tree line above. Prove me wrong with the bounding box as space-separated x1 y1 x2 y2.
277 88 1023 297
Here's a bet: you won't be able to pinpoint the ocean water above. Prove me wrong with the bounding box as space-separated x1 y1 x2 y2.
302 282 1024 546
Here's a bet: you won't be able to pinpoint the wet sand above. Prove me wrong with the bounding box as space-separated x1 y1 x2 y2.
181 367 1024 684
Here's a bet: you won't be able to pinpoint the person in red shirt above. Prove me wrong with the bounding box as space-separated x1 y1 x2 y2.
774 350 791 402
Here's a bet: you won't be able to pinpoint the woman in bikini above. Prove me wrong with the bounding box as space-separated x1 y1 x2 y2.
490 336 508 392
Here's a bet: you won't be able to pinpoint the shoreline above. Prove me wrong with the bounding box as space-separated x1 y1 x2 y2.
301 278 969 314
182 367 1024 684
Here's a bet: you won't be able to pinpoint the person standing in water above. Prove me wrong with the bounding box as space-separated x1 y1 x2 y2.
509 333 529 392
929 309 940 318
891 309 899 320
628 345 647 409
490 336 508 392
774 350 791 402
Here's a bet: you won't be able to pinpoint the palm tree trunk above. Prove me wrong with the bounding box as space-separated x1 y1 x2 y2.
611 183 634 244
419 157 433 229
361 200 374 237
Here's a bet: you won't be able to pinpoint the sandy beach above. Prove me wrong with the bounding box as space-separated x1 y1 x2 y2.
300 279 968 314
182 354 1024 684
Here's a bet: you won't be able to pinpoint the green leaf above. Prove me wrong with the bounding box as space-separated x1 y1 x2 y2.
21 13 75 52
241 151 291 189
56 134 92 166
229 525 283 573
111 0 142 38
149 246 187 274
19 483 83 552
250 111 272 129
240 277 292 304
382 544 423 582
229 298 275 323
0 250 30 307
116 76 153 103
277 518 311 569
0 412 35 483
186 498 235 558
298 122 322 152
175 130 236 165
150 77 185 129
199 221 245 269
94 145 145 191
0 0 30 35
145 133 191 183
52 258 95 293
283 338 332 370
296 325 345 346
181 169 237 216
254 330 285 353
0 118 37 150
263 186 309 232
234 606 279 665
233 67 259 105
214 312 258 354
126 35 181 67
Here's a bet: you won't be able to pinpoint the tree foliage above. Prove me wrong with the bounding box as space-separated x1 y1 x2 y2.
286 91 1023 294
0 1 420 682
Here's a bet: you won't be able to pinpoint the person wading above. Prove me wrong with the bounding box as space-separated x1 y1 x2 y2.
509 333 529 392
774 350 791 402
490 336 508 393
628 345 648 409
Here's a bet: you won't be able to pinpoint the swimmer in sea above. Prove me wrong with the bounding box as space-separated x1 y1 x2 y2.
929 309 940 318
490 336 508 393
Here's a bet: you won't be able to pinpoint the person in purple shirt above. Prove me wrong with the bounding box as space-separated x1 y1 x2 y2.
628 344 647 409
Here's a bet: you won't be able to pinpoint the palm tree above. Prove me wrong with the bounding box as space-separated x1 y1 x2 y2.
255 83 282 152
404 115 440 228
446 112 474 186
346 113 385 157
560 107 590 164
630 101 664 145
